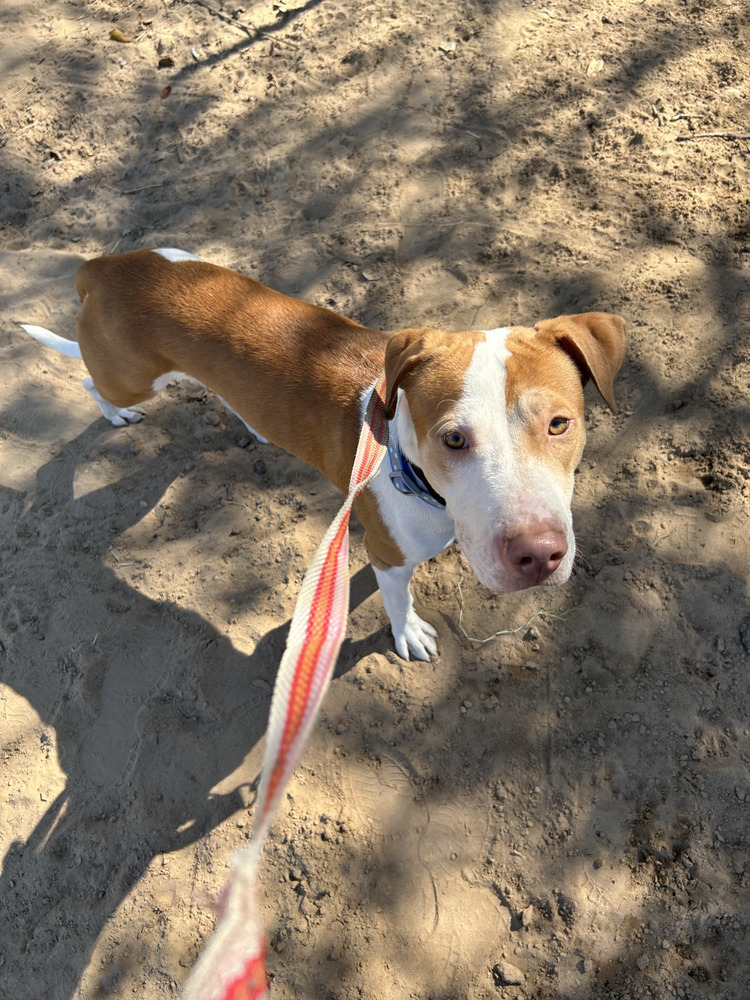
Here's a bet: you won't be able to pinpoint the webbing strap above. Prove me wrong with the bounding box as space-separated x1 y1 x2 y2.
183 375 389 1000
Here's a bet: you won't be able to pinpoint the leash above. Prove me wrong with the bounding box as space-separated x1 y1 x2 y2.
183 375 389 1000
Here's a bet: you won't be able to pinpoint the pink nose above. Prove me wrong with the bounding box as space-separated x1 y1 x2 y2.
501 530 568 585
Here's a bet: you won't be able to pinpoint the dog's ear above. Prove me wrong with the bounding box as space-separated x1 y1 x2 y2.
534 312 626 412
383 329 432 419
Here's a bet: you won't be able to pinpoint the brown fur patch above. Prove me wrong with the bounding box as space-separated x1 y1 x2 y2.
505 327 587 468
389 328 484 436
504 328 586 412
386 329 485 487
354 489 407 568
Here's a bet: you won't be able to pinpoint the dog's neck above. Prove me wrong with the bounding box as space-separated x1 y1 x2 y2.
386 392 446 508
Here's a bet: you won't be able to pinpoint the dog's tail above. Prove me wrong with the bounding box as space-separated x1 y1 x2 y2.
18 323 83 360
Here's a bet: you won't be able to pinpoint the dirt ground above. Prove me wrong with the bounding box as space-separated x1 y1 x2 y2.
1 0 749 997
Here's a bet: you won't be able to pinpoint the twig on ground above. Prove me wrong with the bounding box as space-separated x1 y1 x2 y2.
454 574 573 645
194 0 298 48
676 131 750 141
121 181 168 195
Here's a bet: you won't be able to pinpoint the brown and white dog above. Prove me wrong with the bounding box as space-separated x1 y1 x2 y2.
20 248 625 660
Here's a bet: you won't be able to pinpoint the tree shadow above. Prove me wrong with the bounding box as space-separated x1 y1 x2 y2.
0 410 386 997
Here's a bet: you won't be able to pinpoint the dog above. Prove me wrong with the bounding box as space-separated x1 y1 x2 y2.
20 247 625 659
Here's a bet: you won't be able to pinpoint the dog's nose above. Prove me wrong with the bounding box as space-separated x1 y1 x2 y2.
502 530 568 585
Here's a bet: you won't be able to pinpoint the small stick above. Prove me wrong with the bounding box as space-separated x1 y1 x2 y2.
121 181 167 194
676 131 750 141
194 0 298 47
455 575 571 644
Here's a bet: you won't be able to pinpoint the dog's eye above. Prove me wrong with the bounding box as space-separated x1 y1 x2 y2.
443 430 466 449
548 416 570 436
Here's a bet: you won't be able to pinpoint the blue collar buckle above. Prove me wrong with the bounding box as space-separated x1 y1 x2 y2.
386 438 446 509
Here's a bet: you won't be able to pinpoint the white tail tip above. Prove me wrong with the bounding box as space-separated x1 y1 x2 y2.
18 323 83 360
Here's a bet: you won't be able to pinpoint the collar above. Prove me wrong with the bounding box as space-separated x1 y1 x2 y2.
386 434 446 509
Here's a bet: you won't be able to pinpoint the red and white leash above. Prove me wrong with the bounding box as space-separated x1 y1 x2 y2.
184 375 389 1000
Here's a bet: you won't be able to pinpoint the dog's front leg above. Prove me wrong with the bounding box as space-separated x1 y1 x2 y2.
372 563 437 661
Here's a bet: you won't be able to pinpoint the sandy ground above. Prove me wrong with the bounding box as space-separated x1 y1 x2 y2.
1 0 749 997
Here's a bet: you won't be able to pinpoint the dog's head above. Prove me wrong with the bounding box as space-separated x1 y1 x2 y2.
384 312 626 591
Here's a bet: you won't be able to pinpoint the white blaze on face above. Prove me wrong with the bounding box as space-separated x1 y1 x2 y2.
440 328 576 591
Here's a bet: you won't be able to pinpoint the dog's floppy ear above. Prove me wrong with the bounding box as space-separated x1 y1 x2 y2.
534 312 626 412
383 329 432 419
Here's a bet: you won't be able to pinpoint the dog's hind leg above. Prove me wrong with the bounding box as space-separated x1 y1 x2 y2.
19 322 145 427
83 376 146 426
217 395 269 444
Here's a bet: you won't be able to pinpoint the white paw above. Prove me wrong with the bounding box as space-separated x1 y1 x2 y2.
393 611 439 662
83 377 146 427
108 406 146 427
